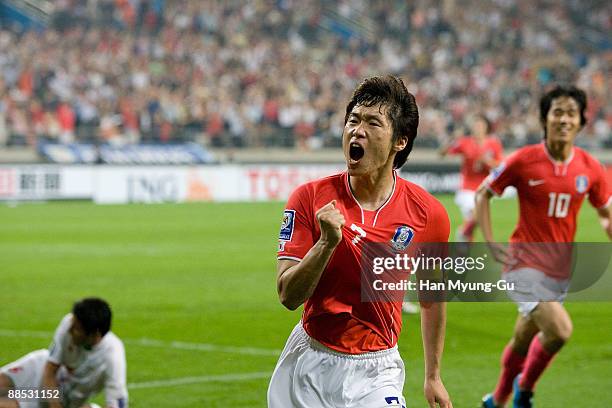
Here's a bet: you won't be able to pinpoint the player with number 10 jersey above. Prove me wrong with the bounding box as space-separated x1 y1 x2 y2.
477 86 612 408
485 142 609 279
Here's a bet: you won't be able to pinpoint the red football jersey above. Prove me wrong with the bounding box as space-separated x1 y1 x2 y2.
448 136 504 191
485 143 610 278
277 172 450 354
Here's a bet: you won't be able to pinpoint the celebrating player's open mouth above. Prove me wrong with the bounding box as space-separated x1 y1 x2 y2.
348 140 365 166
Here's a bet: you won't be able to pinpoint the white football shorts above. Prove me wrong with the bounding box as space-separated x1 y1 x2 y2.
454 189 476 219
504 267 570 315
1 349 48 408
268 323 406 408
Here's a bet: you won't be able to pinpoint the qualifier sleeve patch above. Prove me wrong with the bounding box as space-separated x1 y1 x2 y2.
279 210 296 241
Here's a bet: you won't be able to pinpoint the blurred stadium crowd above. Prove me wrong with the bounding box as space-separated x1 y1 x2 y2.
0 0 609 150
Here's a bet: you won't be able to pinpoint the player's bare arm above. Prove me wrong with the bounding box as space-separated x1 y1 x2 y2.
277 200 345 310
474 184 494 242
41 361 63 408
596 205 612 240
475 183 513 265
420 301 453 408
437 137 455 157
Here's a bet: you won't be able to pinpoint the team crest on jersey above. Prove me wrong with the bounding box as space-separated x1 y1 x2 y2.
575 175 588 193
390 226 414 251
279 210 295 241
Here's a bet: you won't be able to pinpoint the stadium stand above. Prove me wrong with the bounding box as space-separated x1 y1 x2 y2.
0 0 609 155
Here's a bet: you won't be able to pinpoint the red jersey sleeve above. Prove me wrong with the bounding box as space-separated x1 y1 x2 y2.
423 198 451 243
277 183 317 261
486 150 521 196
417 198 450 269
588 162 611 209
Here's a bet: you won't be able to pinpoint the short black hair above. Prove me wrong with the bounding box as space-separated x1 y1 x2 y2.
72 297 112 336
344 75 419 169
540 85 587 135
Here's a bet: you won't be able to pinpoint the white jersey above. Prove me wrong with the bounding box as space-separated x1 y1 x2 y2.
49 314 128 408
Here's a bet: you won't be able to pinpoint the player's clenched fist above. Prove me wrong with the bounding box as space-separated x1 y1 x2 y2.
316 200 345 248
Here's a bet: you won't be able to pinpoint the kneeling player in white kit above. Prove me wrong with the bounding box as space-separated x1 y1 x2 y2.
0 298 128 408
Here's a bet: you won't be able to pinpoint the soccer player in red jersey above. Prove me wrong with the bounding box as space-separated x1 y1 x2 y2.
268 76 453 408
476 86 612 408
440 115 503 242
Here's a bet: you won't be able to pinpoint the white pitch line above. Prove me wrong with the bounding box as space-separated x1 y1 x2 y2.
129 337 280 356
0 329 281 357
0 329 50 339
128 371 270 390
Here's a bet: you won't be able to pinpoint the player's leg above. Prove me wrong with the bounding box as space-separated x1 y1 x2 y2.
529 301 572 353
348 349 406 408
0 374 17 408
461 217 477 240
501 270 570 407
0 373 25 408
460 200 477 241
0 350 49 408
454 190 477 241
268 323 311 408
0 373 14 396
518 301 572 392
508 312 542 356
483 313 539 407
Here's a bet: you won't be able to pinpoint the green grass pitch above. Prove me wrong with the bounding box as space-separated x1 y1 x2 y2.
1 196 610 407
